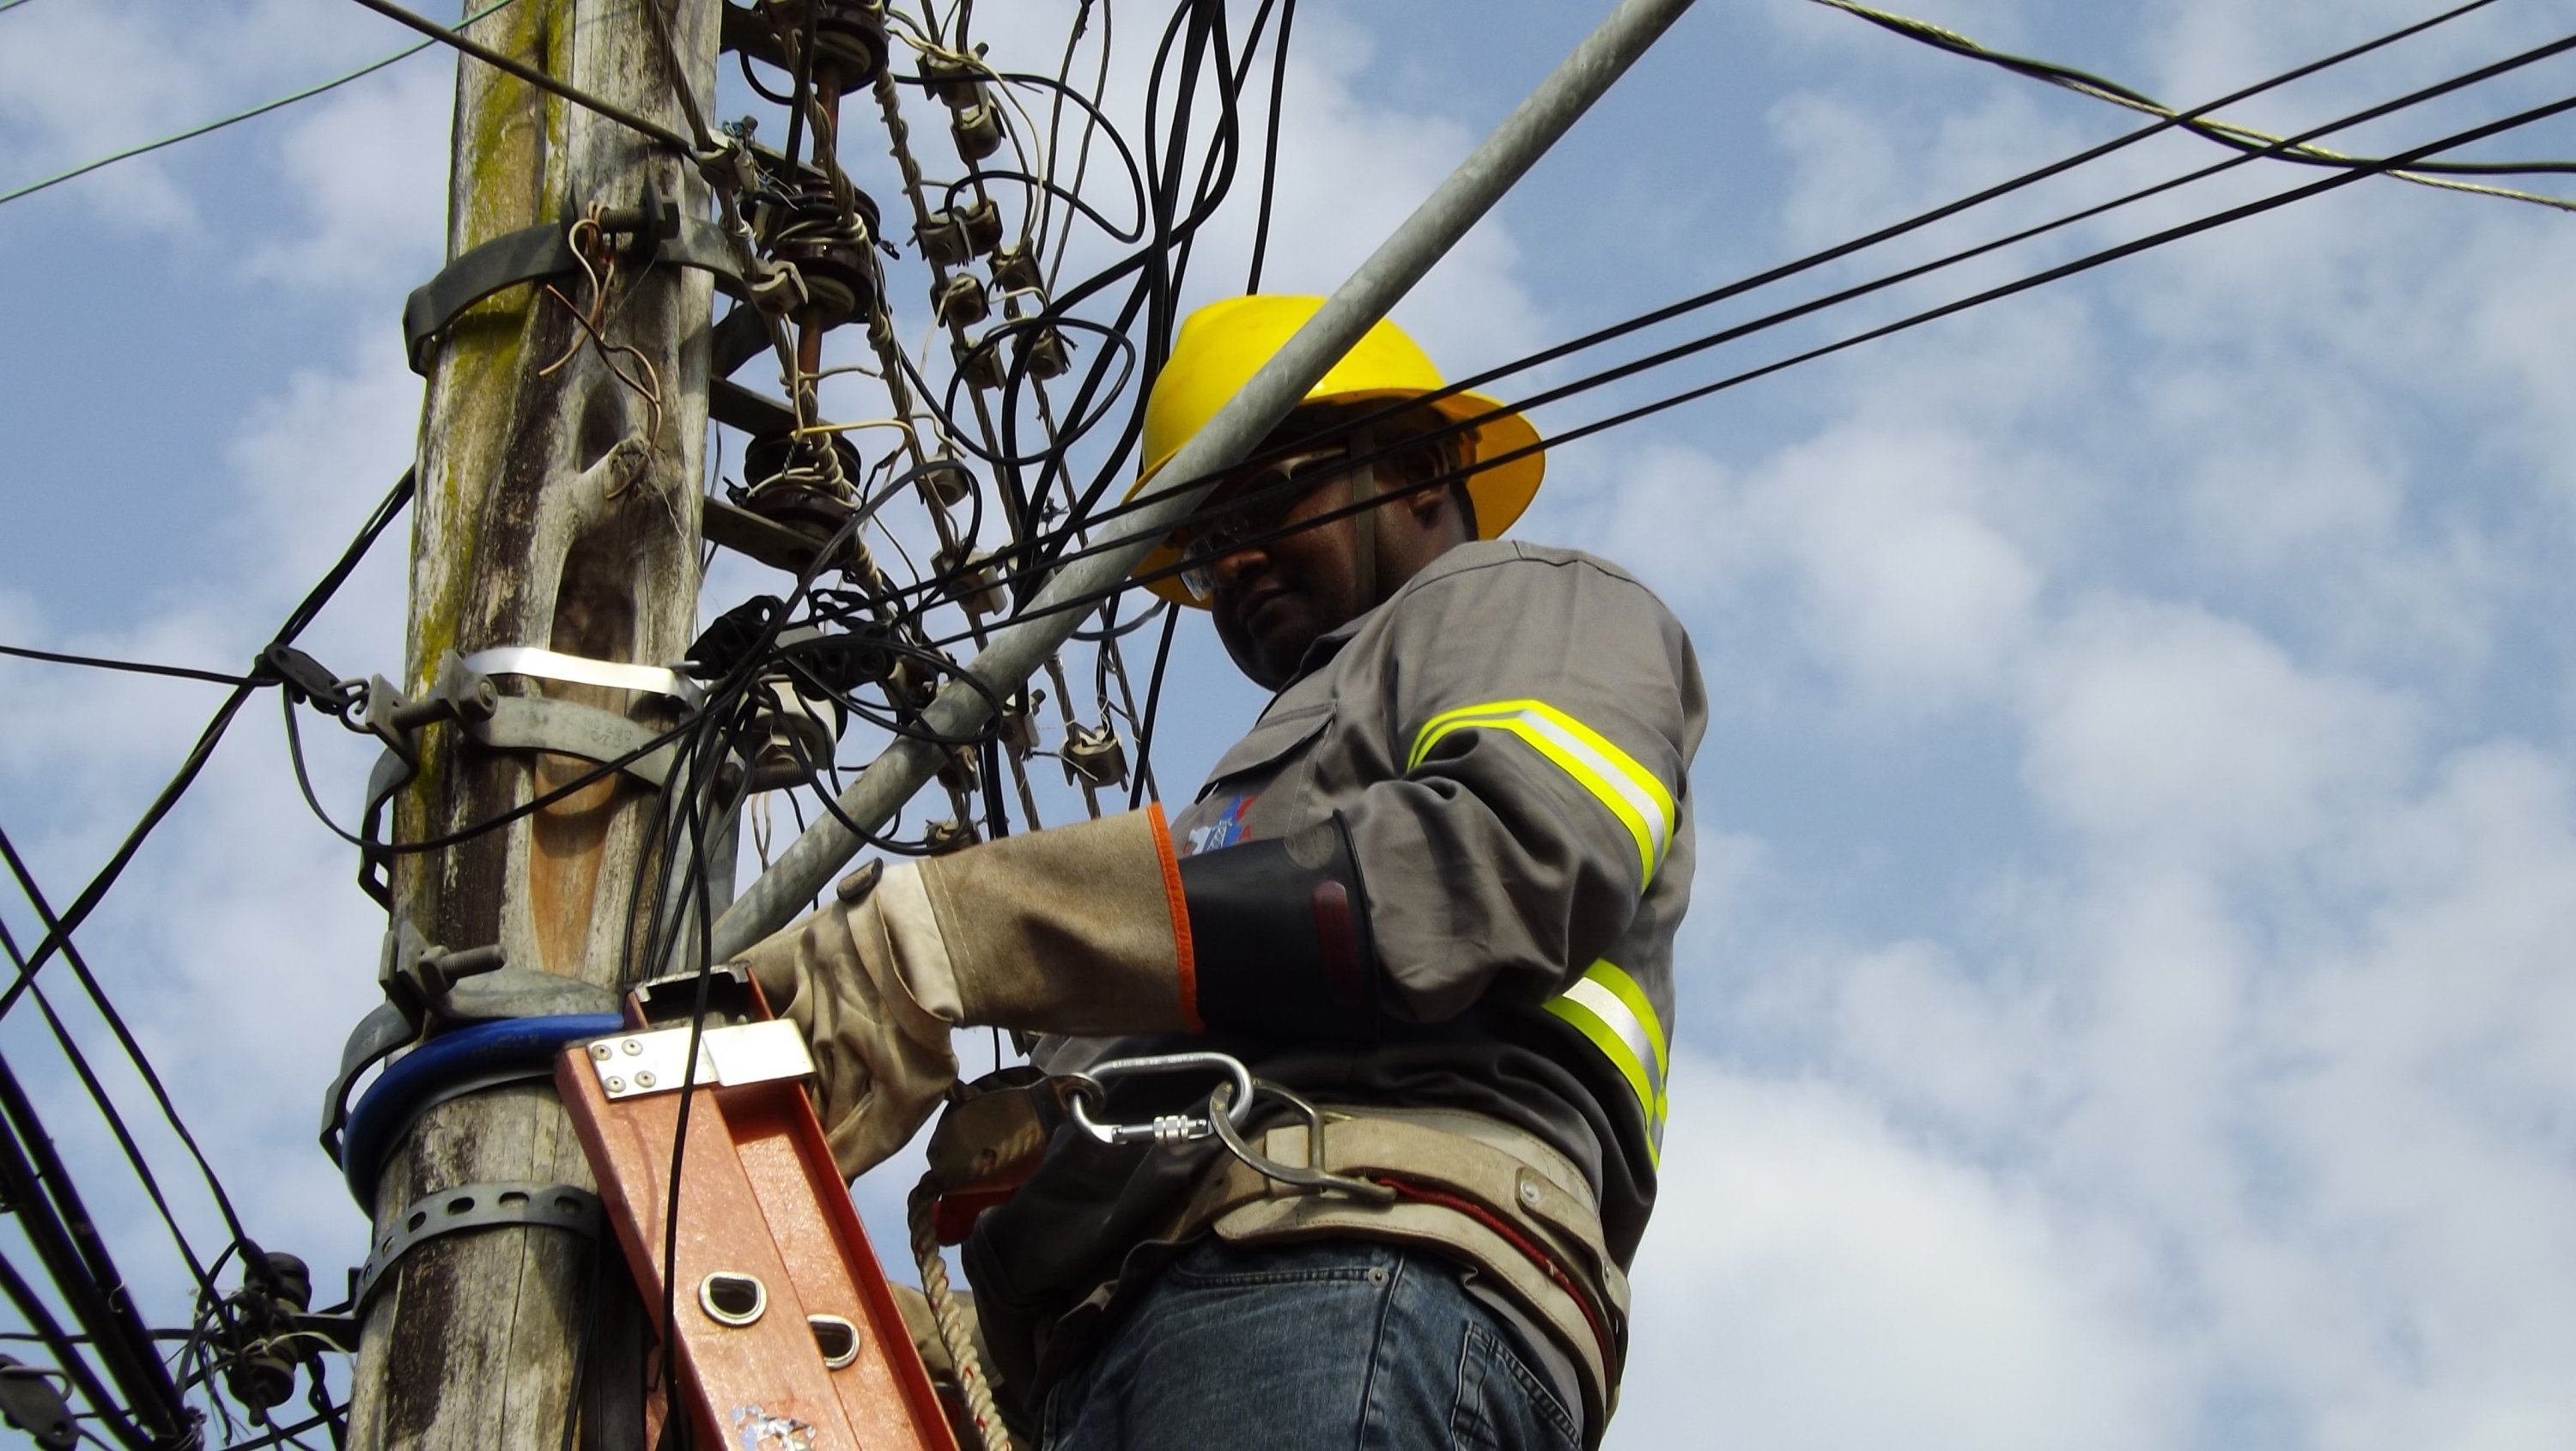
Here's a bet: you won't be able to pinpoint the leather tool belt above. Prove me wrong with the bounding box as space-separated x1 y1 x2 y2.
1164 1105 1630 1442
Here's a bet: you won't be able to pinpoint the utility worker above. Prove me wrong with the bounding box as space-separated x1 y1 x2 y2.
738 294 1703 1449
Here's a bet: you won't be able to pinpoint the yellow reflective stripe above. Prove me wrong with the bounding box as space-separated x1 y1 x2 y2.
1407 699 1675 889
1542 961 1668 1165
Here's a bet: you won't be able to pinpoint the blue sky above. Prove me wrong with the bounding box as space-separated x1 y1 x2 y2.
5 1 2575 1446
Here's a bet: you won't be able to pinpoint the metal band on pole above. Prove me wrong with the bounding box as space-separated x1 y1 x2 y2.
712 0 1698 958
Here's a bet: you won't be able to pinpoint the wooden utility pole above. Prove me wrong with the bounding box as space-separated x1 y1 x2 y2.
346 1 719 1445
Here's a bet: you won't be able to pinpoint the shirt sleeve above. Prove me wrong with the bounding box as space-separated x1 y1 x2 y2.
1347 550 1701 1022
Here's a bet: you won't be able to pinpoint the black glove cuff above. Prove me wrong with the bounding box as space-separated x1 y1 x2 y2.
1177 813 1382 1042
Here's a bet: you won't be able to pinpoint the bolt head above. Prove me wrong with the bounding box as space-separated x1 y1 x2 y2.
589 1042 613 1061
605 1077 626 1092
635 1071 658 1088
623 1038 643 1055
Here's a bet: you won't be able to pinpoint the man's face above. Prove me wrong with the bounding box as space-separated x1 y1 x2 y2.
1194 449 1372 690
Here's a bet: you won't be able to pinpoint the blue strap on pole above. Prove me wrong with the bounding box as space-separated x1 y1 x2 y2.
340 1014 623 1211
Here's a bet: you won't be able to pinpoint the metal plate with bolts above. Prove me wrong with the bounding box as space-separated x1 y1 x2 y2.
585 1018 814 1099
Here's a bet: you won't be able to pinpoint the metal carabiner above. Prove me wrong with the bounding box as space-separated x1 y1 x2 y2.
1060 1050 1258 1148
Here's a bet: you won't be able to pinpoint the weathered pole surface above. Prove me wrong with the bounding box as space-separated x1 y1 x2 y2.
346 1 718 1446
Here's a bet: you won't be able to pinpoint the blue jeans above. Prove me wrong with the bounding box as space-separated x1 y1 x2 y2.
1039 1237 1583 1451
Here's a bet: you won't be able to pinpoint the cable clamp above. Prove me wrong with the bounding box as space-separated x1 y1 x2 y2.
352 652 726 904
319 922 621 1165
349 1181 603 1317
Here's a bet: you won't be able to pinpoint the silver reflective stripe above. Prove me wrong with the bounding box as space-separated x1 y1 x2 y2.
1544 962 1669 1162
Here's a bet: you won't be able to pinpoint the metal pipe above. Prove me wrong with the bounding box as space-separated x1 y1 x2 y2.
714 0 1698 957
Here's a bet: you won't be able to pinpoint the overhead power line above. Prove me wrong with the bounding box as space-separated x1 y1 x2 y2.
0 0 521 212
0 470 413 1016
857 0 2564 635
1809 0 2575 212
340 0 699 153
900 65 2576 647
0 644 260 688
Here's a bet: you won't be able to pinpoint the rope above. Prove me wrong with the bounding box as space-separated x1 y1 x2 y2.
907 1180 1013 1451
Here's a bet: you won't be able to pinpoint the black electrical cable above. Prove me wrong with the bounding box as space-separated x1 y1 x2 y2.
0 1067 193 1450
891 75 2576 656
1124 599 1181 810
0 825 252 1249
215 1405 349 1451
782 0 822 169
1820 0 2571 182
10 968 226 1309
0 1250 159 1451
0 0 524 212
1 468 411 1016
1244 0 1295 291
938 167 1144 241
884 23 2576 637
0 645 258 688
1242 0 2548 471
338 0 697 153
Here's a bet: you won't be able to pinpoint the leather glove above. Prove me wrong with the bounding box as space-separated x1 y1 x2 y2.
736 806 1198 1179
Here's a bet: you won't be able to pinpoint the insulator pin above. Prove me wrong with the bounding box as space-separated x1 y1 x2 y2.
933 273 990 328
951 101 1003 162
1063 724 1128 790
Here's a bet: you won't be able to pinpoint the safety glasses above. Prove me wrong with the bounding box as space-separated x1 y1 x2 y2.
1172 445 1360 604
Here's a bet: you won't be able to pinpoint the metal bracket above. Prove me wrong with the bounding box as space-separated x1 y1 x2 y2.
462 646 706 708
353 653 500 905
402 182 748 373
354 651 708 903
351 1181 603 1314
580 1019 814 1100
468 695 684 788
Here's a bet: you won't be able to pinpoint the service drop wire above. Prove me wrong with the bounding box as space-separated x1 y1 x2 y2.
891 23 2576 632
0 469 411 1017
1096 0 2532 513
0 810 256 1270
1011 0 2525 561
899 84 2576 650
1811 0 2574 204
0 1248 162 1451
0 0 525 211
0 644 258 688
3 947 228 1323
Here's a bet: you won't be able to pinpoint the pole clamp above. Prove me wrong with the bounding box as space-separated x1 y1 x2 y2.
353 650 714 905
402 180 749 373
350 1181 604 1316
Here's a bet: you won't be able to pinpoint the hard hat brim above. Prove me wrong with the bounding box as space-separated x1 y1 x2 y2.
1123 389 1545 609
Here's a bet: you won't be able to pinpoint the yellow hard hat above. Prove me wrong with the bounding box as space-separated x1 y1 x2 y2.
1125 294 1545 606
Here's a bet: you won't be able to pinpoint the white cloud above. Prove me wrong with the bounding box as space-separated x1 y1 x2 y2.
244 57 454 292
2017 598 2415 867
1616 1060 2177 1451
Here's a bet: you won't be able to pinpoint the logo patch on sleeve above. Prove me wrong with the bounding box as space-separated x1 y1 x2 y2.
1182 794 1255 856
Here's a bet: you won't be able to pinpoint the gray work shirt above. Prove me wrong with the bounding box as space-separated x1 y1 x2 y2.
966 539 1706 1403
